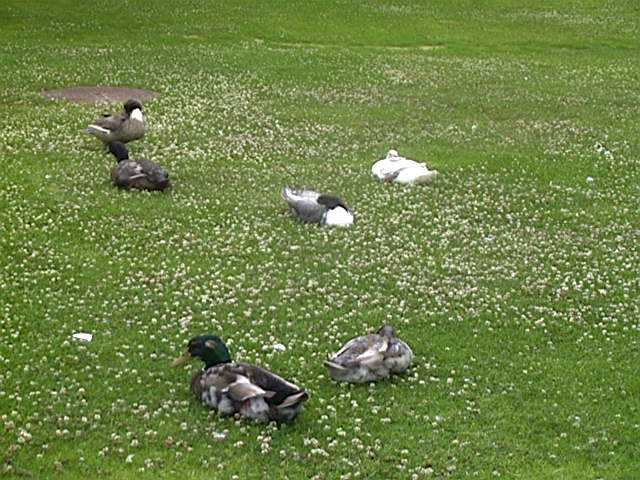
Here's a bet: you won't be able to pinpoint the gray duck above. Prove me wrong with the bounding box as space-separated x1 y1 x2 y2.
108 141 169 191
84 98 145 144
324 325 413 383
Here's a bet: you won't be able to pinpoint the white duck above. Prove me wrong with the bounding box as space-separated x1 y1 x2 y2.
324 325 414 383
371 149 438 185
281 185 354 226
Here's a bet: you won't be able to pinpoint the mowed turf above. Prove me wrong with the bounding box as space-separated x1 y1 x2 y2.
0 1 638 479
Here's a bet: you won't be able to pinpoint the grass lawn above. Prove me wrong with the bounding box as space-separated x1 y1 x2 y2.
1 0 638 478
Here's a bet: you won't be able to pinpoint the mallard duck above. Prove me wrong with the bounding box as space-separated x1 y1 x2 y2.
108 141 170 191
371 149 438 185
324 325 413 383
84 98 145 144
281 185 354 226
173 334 308 423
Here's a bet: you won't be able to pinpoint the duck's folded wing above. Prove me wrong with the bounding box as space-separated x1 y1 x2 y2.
352 348 385 369
289 198 325 223
238 363 305 405
332 334 388 360
111 161 143 187
226 376 271 402
89 112 127 131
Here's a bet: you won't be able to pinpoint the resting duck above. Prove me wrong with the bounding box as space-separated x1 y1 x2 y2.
173 334 308 423
371 149 438 185
108 141 170 191
84 98 145 144
324 325 413 383
281 185 354 226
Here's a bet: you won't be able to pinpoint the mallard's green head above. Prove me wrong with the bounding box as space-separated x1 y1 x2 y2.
172 334 232 368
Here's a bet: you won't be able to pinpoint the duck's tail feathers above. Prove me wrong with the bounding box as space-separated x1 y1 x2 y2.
413 170 438 184
84 124 111 135
323 359 346 371
281 185 292 201
278 391 309 409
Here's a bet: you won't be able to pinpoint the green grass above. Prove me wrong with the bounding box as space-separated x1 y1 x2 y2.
1 1 639 478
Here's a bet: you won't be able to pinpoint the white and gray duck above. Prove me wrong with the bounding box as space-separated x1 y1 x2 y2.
173 334 308 423
108 141 170 191
84 98 145 144
324 325 414 383
371 149 438 185
281 185 354 226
